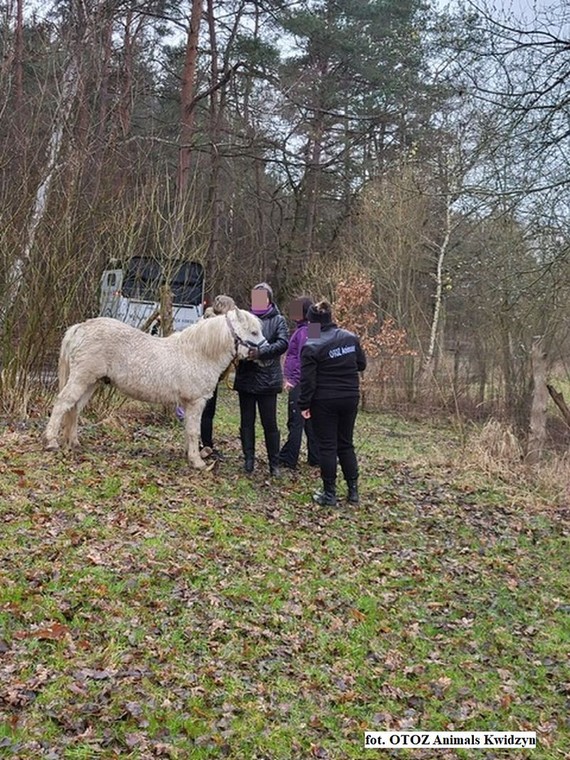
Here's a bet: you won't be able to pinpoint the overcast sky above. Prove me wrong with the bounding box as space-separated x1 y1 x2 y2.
437 0 568 35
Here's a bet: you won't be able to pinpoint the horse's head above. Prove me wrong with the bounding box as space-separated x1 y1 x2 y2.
225 308 266 359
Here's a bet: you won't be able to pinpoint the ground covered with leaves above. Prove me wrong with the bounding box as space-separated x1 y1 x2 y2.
1 390 569 759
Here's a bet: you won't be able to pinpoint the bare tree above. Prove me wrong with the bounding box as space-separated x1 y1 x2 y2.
176 0 204 204
0 4 92 325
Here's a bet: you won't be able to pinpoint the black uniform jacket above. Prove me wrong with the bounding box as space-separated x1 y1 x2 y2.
299 323 366 410
234 304 289 395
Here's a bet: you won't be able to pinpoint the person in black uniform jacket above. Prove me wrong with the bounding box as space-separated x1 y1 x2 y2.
234 283 289 476
299 300 366 506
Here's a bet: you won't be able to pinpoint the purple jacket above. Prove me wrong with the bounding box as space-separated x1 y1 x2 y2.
283 321 309 386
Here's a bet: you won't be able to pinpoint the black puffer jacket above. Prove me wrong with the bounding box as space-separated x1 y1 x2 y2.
234 304 289 395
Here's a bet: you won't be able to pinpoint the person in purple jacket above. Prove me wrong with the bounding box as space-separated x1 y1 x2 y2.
278 297 320 470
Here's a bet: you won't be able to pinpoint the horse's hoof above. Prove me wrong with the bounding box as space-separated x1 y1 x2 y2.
45 441 60 451
193 459 215 472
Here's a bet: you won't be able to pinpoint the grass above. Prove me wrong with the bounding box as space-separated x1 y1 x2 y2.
0 387 569 758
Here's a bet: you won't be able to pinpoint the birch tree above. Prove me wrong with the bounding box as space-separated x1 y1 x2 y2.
0 4 93 325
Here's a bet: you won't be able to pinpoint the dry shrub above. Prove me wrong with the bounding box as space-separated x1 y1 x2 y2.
0 367 35 418
470 419 523 470
85 392 177 433
533 456 570 503
333 274 415 410
86 385 130 423
467 419 570 506
0 365 58 419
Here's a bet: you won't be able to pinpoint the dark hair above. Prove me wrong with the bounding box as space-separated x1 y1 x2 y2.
299 296 313 320
307 300 332 324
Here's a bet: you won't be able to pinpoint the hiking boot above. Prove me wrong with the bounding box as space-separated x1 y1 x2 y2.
240 427 255 473
312 480 337 506
346 478 359 505
265 431 281 477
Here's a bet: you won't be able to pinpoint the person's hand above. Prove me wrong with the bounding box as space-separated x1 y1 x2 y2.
248 347 260 360
301 409 311 419
284 380 294 392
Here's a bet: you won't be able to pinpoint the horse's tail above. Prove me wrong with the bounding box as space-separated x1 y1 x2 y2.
58 324 80 391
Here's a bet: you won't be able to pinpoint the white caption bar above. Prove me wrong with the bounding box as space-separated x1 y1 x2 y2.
364 732 537 749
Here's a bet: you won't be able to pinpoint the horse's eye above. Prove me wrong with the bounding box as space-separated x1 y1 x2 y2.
252 330 259 336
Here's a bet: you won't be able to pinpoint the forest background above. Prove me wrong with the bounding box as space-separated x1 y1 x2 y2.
0 0 569 460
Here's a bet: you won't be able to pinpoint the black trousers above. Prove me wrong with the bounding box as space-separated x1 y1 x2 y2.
200 385 218 448
279 384 320 467
238 392 279 442
310 396 359 485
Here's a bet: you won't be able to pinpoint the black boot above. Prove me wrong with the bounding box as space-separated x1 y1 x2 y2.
265 431 281 477
313 480 337 506
240 427 255 473
346 478 359 505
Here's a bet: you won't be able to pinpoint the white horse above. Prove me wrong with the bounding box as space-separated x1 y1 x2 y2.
44 308 264 468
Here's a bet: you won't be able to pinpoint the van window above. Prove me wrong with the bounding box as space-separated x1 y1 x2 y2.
119 257 204 305
122 257 162 300
170 262 205 305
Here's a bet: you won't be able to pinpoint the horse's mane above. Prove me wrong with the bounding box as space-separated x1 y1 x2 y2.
176 312 233 360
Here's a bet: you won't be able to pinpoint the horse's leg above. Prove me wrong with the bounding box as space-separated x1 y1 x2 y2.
62 382 98 448
183 398 208 469
45 376 91 450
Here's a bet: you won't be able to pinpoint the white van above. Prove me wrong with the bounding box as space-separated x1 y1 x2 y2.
99 257 205 333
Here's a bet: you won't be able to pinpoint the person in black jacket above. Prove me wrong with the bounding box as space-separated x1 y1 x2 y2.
299 300 366 506
234 283 289 476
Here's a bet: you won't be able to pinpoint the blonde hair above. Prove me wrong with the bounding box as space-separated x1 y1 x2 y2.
204 294 236 318
213 294 236 314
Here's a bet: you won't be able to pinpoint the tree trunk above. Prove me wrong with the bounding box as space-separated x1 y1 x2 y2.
14 0 24 117
160 285 174 337
205 0 222 273
176 0 204 202
303 116 325 258
500 324 515 418
118 9 135 139
420 185 452 388
452 342 461 398
172 0 204 256
526 336 548 465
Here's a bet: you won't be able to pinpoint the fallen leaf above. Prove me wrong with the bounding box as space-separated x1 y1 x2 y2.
13 622 70 641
